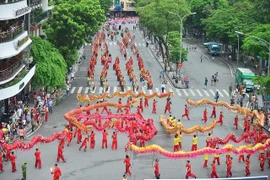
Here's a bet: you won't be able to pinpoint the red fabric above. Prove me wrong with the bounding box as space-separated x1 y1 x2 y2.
203 160 208 167
214 157 220 165
0 155 3 171
185 163 196 179
111 134 118 150
90 133 95 149
174 145 179 152
34 151 42 168
124 158 131 175
154 162 160 177
10 155 16 172
219 113 223 125
210 164 218 178
238 154 245 162
226 159 232 177
191 144 197 151
152 101 157 114
51 167 62 180
234 117 238 129
144 99 149 107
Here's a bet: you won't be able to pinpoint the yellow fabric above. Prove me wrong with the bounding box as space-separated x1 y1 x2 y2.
172 119 177 126
192 137 198 144
260 150 264 154
174 138 179 145
168 117 173 122
248 144 253 148
214 153 219 158
226 152 230 156
178 134 183 142
204 154 209 160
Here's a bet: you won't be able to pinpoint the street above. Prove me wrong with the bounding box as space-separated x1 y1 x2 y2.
1 23 270 180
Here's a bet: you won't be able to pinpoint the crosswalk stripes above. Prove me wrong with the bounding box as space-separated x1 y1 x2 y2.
78 87 83 94
209 89 215 96
176 89 182 96
196 89 203 97
223 89 229 97
217 89 224 97
109 42 112 45
182 89 189 96
203 89 210 97
84 87 89 94
69 86 231 98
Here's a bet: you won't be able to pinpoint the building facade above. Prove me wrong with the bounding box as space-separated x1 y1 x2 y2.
0 0 36 122
110 0 135 16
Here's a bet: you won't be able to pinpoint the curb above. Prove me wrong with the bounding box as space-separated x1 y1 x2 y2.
148 46 187 89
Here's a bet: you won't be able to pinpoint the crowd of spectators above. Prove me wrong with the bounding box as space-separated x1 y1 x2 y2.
0 18 24 42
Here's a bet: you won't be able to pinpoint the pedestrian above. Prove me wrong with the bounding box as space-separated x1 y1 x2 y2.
214 91 219 102
229 84 233 97
10 151 17 172
21 162 27 180
204 77 208 89
181 104 190 120
153 159 160 179
34 148 42 169
161 83 165 93
200 54 203 63
102 130 108 149
139 98 144 112
185 160 196 179
178 132 183 150
191 135 198 151
51 164 62 180
144 98 149 107
260 153 265 171
124 155 132 175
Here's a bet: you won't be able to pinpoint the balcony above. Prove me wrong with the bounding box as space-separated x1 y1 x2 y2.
0 0 31 21
0 58 25 84
0 23 24 43
0 31 32 59
0 65 36 101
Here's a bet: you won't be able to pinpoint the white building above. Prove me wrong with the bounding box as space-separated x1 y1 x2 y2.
0 0 35 121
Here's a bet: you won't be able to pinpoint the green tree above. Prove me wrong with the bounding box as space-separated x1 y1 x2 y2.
99 0 113 13
252 0 270 24
30 37 67 88
242 24 270 61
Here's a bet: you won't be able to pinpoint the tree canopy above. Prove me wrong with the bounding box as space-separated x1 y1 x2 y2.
99 0 113 13
30 37 67 88
43 0 105 67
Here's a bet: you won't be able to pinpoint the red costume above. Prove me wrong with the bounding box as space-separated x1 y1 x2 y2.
139 99 144 112
111 133 118 150
116 99 123 113
77 129 82 144
238 153 245 162
154 161 160 178
34 150 42 169
10 154 16 172
67 131 73 146
164 101 171 114
124 107 130 114
137 106 142 117
0 154 3 172
260 155 265 171
152 100 157 114
5 149 10 161
182 106 190 120
245 158 250 176
218 112 223 125
210 105 216 118
51 166 62 180
140 139 145 147
124 156 132 175
267 149 270 167
226 158 232 177
90 132 95 149
210 162 218 178
185 163 196 179
202 109 207 123
101 105 109 114
144 98 149 107
102 131 108 148
57 145 66 163
79 137 89 151
234 116 238 129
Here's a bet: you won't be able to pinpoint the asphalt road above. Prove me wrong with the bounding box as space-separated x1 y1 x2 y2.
1 23 270 180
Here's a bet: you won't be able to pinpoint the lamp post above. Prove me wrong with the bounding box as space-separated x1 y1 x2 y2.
235 31 270 75
236 34 240 67
168 11 196 76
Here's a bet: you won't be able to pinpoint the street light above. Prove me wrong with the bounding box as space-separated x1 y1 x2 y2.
168 11 196 76
236 34 240 67
235 31 270 75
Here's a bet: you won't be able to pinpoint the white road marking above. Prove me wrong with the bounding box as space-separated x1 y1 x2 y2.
148 89 153 94
77 87 83 94
189 89 196 96
109 42 112 45
141 86 146 93
71 87 76 94
138 43 141 46
91 86 96 93
113 86 118 93
169 89 173 93
176 89 182 96
216 89 224 97
203 90 210 97
155 88 160 94
84 87 89 94
196 89 203 96
182 89 189 96
106 86 111 93
98 87 103 94
223 89 229 97
209 89 216 96
127 87 131 90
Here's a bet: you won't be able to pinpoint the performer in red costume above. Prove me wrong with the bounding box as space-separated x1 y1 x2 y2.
259 154 265 171
210 105 216 118
79 136 89 152
234 115 238 129
34 148 42 169
185 160 196 179
90 131 96 149
137 106 143 117
267 147 270 168
139 98 144 112
0 151 3 172
202 108 208 123
101 101 109 114
153 159 160 179
5 149 10 161
77 128 82 144
206 133 212 147
182 104 190 120
124 106 130 114
57 144 66 163
238 153 245 162
117 98 123 113
210 161 219 178
124 155 132 175
164 101 172 114
245 155 251 176
102 130 108 149
10 151 17 172
51 164 62 180
67 130 73 146
218 111 223 125
226 157 233 178
152 99 157 114
111 132 118 150
191 135 198 151
144 98 149 107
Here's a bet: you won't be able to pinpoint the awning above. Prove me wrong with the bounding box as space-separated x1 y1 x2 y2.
111 5 123 12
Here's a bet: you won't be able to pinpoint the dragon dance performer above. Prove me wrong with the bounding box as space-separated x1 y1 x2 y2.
153 159 160 179
56 144 66 163
124 155 132 175
79 136 89 152
51 164 62 180
185 160 196 179
34 148 42 169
